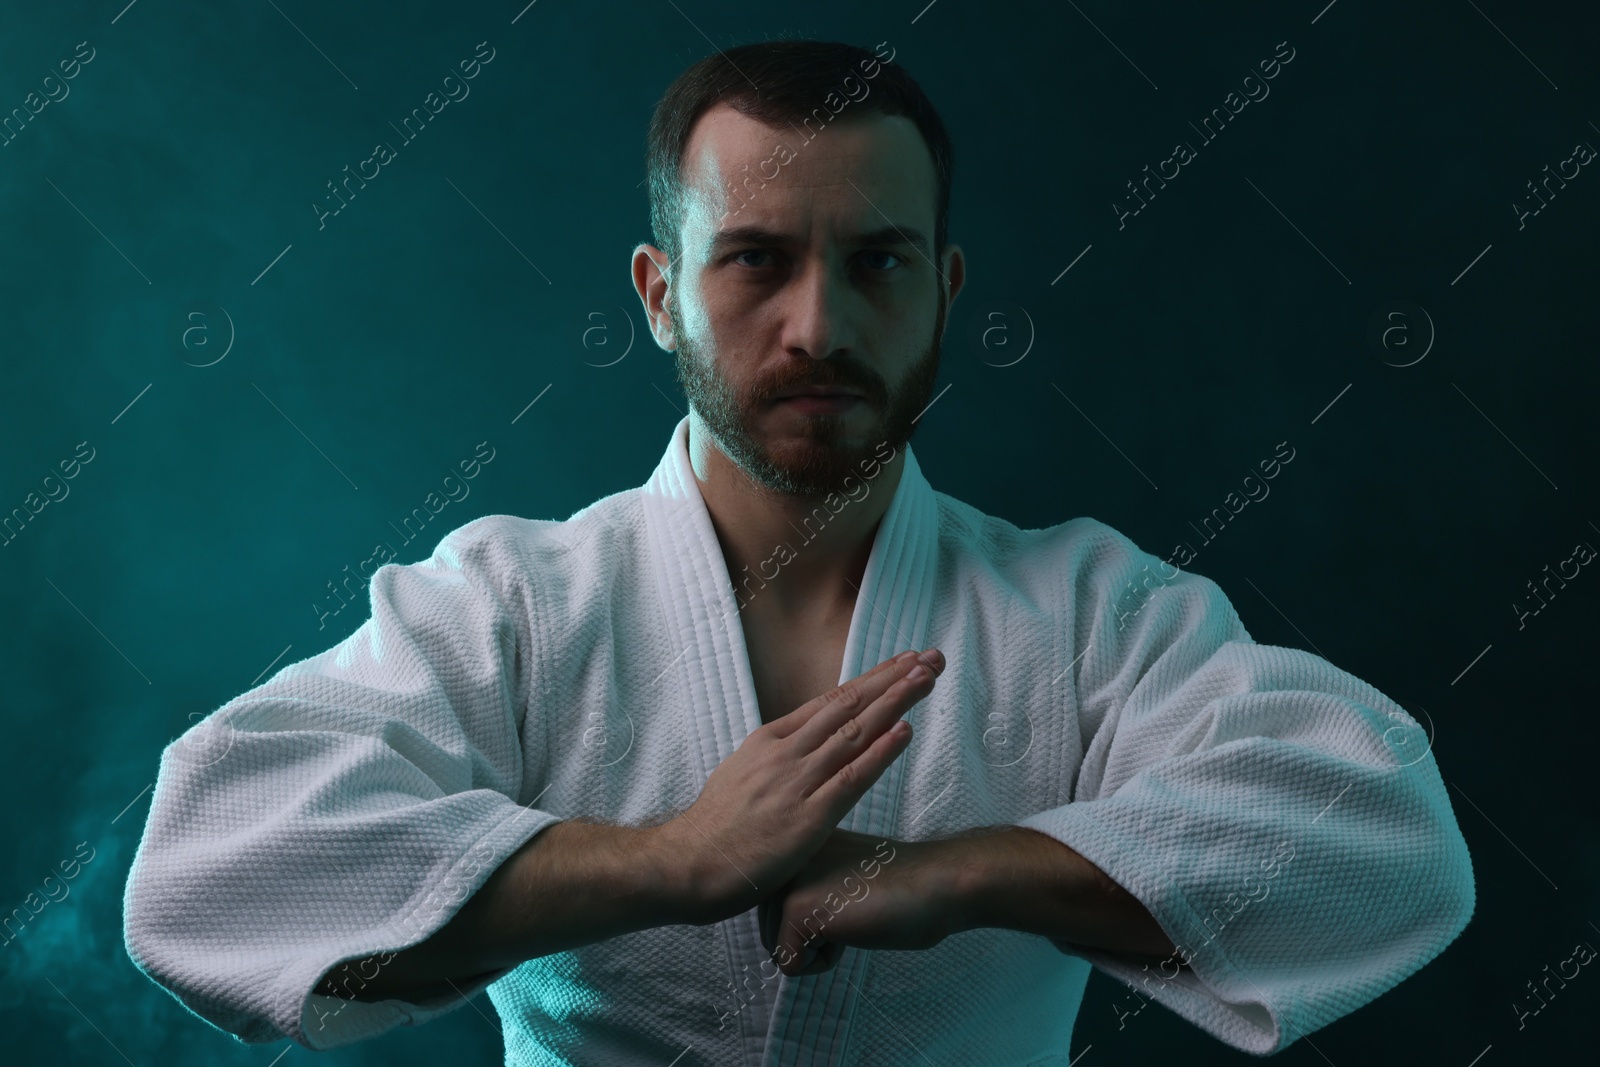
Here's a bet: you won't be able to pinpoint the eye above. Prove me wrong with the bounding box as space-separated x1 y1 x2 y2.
860 250 903 272
731 249 774 268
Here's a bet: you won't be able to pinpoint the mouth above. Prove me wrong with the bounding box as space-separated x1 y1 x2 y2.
770 385 867 401
770 392 866 414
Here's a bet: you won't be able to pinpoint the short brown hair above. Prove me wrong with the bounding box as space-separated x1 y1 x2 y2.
645 38 954 270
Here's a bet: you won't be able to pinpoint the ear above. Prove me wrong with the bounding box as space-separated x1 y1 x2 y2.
631 243 677 351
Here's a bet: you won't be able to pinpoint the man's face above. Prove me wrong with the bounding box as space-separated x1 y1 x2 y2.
659 104 962 497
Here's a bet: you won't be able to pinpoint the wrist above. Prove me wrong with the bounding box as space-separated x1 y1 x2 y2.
937 833 1009 937
943 826 1098 937
639 821 715 927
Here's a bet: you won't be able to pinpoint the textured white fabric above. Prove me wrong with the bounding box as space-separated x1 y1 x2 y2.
123 415 1475 1064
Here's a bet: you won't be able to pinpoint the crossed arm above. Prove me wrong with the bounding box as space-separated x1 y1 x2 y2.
314 648 1178 1002
314 819 1178 1003
762 824 1178 977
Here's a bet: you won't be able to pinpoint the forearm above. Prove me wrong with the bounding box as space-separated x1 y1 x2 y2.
316 818 687 1003
943 825 1178 960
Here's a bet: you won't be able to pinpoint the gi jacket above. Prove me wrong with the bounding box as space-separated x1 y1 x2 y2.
123 415 1476 1064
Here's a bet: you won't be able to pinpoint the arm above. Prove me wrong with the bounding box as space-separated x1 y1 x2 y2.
765 528 1472 1039
762 826 1183 976
125 510 936 1047
942 824 1179 960
316 819 689 1003
330 648 941 1001
123 517 567 1050
1005 525 1475 1053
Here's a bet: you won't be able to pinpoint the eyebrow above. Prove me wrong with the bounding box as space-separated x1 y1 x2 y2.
706 224 931 260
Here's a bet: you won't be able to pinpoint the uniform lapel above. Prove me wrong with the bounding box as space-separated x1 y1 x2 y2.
759 434 941 1067
638 415 942 1065
640 416 778 1062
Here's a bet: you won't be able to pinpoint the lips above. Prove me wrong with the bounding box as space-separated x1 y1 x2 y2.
772 393 864 414
770 387 866 401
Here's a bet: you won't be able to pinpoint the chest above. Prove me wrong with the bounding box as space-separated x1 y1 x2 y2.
741 614 852 727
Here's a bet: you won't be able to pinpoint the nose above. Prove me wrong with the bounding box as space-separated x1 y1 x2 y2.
779 258 860 364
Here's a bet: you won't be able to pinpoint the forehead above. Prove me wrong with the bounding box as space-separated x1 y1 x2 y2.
678 102 937 249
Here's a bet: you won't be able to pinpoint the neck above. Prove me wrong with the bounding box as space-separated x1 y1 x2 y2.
687 411 904 622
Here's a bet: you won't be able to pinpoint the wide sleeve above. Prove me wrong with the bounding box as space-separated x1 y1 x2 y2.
1015 523 1476 1054
121 515 565 1051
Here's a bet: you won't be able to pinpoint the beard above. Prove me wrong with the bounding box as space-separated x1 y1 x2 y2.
672 284 947 498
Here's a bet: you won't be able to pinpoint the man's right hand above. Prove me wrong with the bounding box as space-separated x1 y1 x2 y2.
653 648 944 927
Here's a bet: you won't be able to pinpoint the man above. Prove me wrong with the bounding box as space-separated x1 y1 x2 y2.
123 39 1475 1065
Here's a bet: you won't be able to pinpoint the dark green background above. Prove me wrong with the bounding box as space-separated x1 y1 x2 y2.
2 0 1594 1063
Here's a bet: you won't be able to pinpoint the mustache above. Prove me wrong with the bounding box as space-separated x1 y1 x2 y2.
757 365 883 402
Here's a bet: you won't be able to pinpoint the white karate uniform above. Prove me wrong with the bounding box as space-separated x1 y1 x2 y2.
122 414 1475 1064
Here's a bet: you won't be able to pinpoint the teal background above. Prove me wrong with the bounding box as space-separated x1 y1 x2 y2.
1 0 1595 1063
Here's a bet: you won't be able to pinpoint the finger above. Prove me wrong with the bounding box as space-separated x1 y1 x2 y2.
810 715 915 813
788 651 935 757
780 921 828 976
814 940 842 973
797 939 842 975
796 941 839 976
764 650 922 741
758 897 777 955
760 889 796 957
794 665 930 795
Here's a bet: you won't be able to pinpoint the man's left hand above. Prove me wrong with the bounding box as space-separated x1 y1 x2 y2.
757 829 967 977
